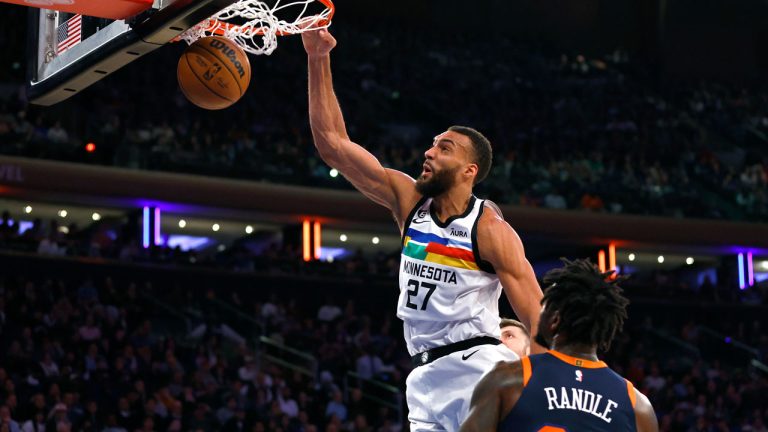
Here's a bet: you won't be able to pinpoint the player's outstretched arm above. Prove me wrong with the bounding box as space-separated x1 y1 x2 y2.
634 389 659 432
461 361 522 432
302 29 418 221
477 212 545 353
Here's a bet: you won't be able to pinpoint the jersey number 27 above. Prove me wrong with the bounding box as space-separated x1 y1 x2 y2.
405 279 437 310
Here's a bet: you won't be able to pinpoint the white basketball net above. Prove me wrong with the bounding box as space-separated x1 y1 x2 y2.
179 0 333 55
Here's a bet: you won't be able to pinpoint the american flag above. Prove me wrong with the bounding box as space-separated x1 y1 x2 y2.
57 14 82 54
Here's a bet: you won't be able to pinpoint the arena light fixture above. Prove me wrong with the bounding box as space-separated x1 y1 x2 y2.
598 250 606 272
372 236 380 245
245 225 254 234
142 207 150 248
628 253 635 262
212 223 220 232
167 235 210 251
762 261 768 270
608 243 617 275
92 212 101 221
657 255 664 263
18 221 33 234
738 253 746 289
319 246 347 262
302 220 311 262
58 209 68 218
24 206 32 214
313 222 321 260
685 257 694 265
340 234 347 242
154 208 162 246
58 226 69 234
178 219 187 228
329 168 339 178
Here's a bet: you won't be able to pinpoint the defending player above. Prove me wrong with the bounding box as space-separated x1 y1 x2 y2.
461 259 658 432
500 318 530 358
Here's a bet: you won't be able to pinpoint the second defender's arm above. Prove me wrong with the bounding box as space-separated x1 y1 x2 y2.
304 30 418 219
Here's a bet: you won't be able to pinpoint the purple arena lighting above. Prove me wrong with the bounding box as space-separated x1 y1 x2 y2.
154 207 162 246
738 253 746 289
142 206 150 249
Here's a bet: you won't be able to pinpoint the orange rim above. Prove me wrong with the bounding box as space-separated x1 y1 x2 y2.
208 0 334 37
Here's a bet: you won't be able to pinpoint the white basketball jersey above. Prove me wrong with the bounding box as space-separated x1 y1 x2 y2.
397 196 503 356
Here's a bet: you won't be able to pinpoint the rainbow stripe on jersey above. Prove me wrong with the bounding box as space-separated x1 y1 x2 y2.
402 228 479 271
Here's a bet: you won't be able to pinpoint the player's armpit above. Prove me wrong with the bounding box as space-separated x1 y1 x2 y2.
634 389 659 432
476 214 544 352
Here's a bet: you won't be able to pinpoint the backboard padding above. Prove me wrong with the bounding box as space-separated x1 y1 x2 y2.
27 0 238 106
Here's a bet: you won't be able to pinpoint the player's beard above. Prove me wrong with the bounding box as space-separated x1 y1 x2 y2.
416 165 458 197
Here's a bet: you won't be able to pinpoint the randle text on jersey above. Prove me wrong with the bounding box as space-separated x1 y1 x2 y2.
544 386 619 424
402 259 458 284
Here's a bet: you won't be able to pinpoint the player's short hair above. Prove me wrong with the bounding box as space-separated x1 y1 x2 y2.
448 125 492 185
499 318 529 338
541 258 629 352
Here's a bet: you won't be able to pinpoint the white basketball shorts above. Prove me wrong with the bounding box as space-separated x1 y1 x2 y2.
405 342 519 432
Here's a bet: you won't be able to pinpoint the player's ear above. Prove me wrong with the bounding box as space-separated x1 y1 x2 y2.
464 163 478 181
550 311 561 334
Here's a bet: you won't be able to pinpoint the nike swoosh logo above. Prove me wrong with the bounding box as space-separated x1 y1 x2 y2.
462 349 480 361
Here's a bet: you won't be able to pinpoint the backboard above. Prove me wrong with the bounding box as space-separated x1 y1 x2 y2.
21 0 239 105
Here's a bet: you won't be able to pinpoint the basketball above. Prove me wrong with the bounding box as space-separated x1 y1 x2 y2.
177 36 251 110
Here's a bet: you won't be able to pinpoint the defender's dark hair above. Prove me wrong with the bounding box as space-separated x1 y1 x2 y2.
448 125 492 185
541 258 629 352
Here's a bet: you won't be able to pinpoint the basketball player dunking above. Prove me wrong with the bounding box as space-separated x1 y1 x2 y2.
302 28 544 431
461 259 658 432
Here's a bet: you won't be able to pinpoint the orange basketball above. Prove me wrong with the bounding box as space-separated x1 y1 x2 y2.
177 36 251 110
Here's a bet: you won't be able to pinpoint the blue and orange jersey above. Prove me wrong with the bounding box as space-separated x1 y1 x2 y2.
499 350 637 432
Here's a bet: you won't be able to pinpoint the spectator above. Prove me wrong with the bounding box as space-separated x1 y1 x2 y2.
277 387 298 418
221 408 247 432
216 396 237 426
20 412 45 432
0 405 21 432
543 190 567 210
355 347 393 381
44 404 66 432
45 122 68 145
325 390 347 422
38 354 59 379
317 298 343 323
114 398 138 431
78 317 101 343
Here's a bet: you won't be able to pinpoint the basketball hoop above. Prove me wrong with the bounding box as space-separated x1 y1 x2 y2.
178 0 334 55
